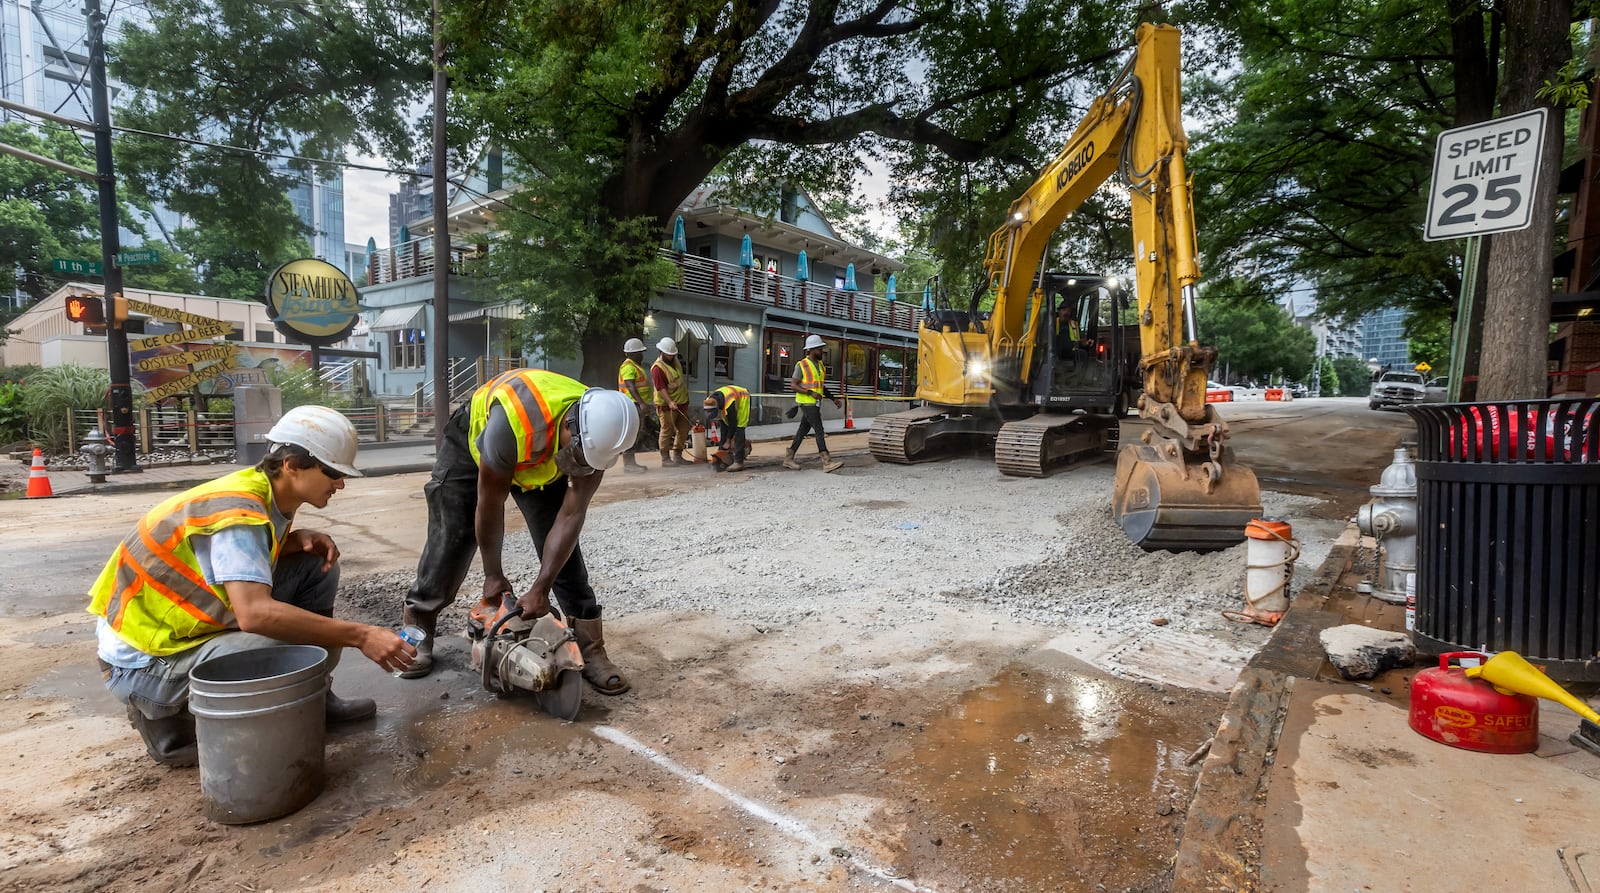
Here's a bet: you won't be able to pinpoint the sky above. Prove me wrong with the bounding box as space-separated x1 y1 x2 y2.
344 160 400 248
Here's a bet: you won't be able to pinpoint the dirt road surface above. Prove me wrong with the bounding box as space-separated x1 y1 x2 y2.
0 398 1411 892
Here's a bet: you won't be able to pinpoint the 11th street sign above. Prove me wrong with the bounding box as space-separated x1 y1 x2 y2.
52 258 103 276
1424 108 1547 242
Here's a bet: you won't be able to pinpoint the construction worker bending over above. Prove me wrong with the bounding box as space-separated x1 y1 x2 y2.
785 334 844 473
652 336 691 465
88 406 414 768
703 384 751 472
399 369 639 696
617 337 655 474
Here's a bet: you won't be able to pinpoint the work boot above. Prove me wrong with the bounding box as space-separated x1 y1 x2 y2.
820 451 843 473
622 453 646 474
573 611 629 695
660 449 677 467
398 607 437 679
725 460 744 472
128 705 197 768
673 449 688 465
783 447 801 470
325 691 377 722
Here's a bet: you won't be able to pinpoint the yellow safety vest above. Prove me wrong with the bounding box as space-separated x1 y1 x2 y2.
618 358 653 406
469 368 588 491
794 357 826 405
652 357 689 408
710 385 751 427
86 467 283 657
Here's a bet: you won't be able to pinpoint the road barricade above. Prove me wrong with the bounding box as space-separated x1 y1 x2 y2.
1205 389 1234 403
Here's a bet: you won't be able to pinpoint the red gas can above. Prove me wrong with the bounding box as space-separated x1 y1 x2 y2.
1409 651 1539 754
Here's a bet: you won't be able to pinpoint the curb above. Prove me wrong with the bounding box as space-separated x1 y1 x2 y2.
1170 526 1359 892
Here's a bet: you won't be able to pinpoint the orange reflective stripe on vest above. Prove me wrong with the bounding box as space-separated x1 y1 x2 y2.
468 368 588 490
618 358 653 405
86 468 281 657
795 358 825 405
713 385 751 427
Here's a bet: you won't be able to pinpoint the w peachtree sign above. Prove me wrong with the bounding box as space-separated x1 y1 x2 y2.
263 258 360 347
1424 108 1547 242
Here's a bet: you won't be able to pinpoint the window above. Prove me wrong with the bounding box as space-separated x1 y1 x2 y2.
843 342 872 391
765 330 801 393
713 345 734 378
255 327 276 344
390 328 426 369
679 333 702 378
879 347 907 395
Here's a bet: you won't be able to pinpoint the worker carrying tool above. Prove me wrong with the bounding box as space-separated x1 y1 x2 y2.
616 337 654 474
399 369 640 702
652 336 692 465
704 384 752 471
785 334 844 473
87 405 414 767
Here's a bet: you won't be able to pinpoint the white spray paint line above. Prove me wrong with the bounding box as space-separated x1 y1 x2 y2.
592 725 944 893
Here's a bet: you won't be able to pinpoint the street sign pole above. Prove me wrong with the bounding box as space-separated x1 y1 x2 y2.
86 0 137 472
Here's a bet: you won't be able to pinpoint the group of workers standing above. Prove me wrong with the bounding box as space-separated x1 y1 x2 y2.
88 332 853 767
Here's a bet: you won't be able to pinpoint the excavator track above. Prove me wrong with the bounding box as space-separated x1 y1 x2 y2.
868 407 949 464
994 414 1117 477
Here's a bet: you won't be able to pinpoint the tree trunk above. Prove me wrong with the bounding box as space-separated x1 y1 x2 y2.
1479 0 1569 401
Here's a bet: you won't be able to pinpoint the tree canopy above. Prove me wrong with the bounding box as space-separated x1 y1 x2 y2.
1195 280 1317 383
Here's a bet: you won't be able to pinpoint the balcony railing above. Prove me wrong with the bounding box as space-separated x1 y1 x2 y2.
667 250 924 332
364 237 925 333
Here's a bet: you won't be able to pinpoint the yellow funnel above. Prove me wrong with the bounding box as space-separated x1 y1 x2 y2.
1465 651 1600 724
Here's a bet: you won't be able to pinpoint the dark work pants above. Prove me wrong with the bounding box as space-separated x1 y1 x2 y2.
788 403 828 455
718 420 748 463
403 408 599 621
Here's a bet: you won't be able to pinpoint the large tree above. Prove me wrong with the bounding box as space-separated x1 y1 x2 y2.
1195 280 1317 383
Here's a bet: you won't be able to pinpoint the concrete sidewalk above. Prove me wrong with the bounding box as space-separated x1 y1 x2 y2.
1172 526 1600 891
33 416 875 498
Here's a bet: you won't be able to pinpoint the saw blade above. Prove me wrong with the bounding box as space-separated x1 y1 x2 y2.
534 668 583 721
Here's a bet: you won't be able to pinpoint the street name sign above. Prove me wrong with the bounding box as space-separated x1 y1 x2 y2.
116 249 161 266
134 343 239 372
52 258 102 275
129 323 233 351
1425 108 1547 241
143 355 241 402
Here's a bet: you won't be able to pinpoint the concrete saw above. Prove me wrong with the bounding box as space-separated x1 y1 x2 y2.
467 598 585 720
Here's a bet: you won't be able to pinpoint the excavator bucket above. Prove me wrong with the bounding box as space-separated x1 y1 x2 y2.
1112 441 1261 552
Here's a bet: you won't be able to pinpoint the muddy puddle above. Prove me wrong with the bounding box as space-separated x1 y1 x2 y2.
881 663 1223 892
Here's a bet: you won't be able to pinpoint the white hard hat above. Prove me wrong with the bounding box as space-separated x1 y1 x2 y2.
656 336 678 356
575 388 641 471
803 334 826 351
265 405 362 477
623 337 646 353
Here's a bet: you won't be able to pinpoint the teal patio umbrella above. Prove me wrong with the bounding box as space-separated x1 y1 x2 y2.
885 273 897 302
922 283 934 311
844 262 857 291
397 224 409 245
795 250 809 281
672 216 686 252
740 234 753 267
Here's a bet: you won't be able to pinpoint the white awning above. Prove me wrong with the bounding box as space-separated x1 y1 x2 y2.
675 319 710 341
370 305 425 332
449 302 525 322
712 323 748 346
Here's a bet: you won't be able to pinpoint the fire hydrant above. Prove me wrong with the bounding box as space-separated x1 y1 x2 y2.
79 427 113 483
1356 445 1417 607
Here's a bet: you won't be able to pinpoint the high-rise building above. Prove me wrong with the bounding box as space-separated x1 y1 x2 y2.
1361 306 1410 370
1 0 342 287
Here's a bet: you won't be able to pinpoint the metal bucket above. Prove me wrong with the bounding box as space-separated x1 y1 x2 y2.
189 644 329 824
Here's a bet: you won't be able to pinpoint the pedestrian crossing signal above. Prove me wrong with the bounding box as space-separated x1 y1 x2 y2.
65 295 105 325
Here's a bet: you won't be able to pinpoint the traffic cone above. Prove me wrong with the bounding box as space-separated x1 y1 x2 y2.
844 400 855 430
26 448 54 498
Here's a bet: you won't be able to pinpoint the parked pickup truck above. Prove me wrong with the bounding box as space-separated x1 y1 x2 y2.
1369 370 1427 411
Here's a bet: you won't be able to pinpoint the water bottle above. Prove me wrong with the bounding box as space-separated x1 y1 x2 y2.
394 624 427 677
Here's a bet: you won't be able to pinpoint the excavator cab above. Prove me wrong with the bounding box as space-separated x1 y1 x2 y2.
1029 274 1138 416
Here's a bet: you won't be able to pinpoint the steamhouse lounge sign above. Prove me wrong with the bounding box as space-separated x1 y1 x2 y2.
263 258 360 347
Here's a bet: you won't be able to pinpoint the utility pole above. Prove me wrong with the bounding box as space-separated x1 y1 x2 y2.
430 0 449 447
86 0 138 472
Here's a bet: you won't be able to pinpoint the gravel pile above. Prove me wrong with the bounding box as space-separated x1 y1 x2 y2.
45 447 235 470
339 457 1337 652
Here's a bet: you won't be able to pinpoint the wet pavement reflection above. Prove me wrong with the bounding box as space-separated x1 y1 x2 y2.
889 663 1222 892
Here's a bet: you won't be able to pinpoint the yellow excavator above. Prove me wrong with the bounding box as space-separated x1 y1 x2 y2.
868 23 1261 551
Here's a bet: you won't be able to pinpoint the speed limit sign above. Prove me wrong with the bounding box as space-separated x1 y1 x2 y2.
1424 108 1547 242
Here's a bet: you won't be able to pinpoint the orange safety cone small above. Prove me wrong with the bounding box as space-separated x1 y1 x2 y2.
26 448 54 499
844 400 855 430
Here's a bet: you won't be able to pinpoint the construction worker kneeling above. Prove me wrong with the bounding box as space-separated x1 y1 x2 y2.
704 384 751 472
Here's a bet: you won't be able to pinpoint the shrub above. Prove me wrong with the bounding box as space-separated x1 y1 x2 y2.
266 362 355 410
19 364 110 452
0 382 25 446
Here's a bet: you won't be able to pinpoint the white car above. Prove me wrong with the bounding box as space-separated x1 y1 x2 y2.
1369 371 1426 410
